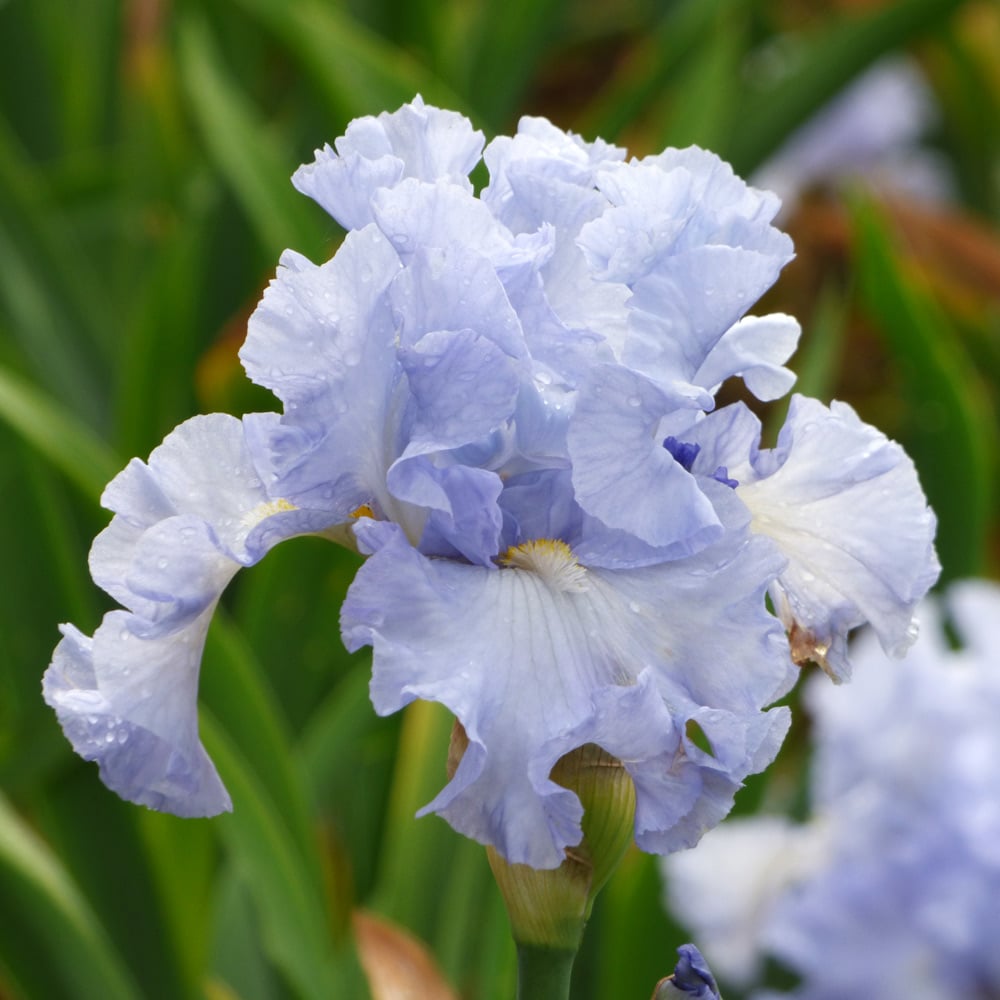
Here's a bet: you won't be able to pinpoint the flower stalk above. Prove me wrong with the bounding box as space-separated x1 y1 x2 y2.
452 724 638 997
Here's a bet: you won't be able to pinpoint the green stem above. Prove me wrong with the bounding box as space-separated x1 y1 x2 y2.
515 942 577 1000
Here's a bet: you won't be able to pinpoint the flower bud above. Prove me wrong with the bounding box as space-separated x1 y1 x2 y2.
448 724 636 950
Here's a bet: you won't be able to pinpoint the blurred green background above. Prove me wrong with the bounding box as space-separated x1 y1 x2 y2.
0 0 997 997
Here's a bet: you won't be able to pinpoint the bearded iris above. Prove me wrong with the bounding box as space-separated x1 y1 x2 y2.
44 97 938 869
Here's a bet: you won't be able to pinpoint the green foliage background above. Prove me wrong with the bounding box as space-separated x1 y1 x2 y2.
0 0 997 997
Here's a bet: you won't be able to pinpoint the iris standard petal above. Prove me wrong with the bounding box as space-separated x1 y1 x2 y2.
240 227 403 514
568 363 718 554
482 115 625 234
622 247 795 389
388 245 528 361
292 96 484 230
372 178 515 261
693 313 801 400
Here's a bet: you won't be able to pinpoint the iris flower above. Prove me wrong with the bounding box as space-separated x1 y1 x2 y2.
44 98 938 868
664 582 1000 999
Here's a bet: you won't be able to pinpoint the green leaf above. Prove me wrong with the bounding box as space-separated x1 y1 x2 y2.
200 611 326 876
137 811 218 996
200 713 371 1000
209 865 290 1000
654 5 746 151
0 362 119 501
851 196 996 580
0 122 110 423
198 610 370 997
724 0 969 174
0 790 141 1000
225 0 470 127
461 0 566 126
581 0 749 143
176 12 330 261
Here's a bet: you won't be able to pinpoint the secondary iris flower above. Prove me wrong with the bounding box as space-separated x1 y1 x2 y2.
44 97 938 868
663 582 1000 999
655 944 722 999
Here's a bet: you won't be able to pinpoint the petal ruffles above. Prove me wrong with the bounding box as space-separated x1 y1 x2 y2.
44 412 334 814
342 519 793 868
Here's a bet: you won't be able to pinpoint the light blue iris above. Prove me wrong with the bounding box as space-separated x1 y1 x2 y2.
44 97 939 867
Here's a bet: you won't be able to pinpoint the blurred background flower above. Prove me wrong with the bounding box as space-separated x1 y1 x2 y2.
664 581 1000 1000
0 0 997 998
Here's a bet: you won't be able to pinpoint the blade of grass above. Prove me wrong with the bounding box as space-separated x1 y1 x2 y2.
200 711 371 1000
177 12 330 261
461 0 566 126
724 0 969 175
226 0 471 128
0 362 120 501
851 195 996 580
369 699 458 936
0 115 115 420
0 791 142 1000
200 611 322 867
580 0 748 142
28 772 193 1000
29 0 119 152
199 610 370 995
654 5 746 151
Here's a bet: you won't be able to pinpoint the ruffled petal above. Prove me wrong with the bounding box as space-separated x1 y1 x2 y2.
622 248 794 389
372 178 516 262
482 115 625 235
90 413 333 634
735 395 940 680
240 226 403 515
342 519 791 868
693 313 801 400
292 95 483 230
568 363 718 554
389 245 528 361
49 413 332 814
44 612 231 816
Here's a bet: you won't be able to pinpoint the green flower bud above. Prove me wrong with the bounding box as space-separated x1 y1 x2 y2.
449 724 636 951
